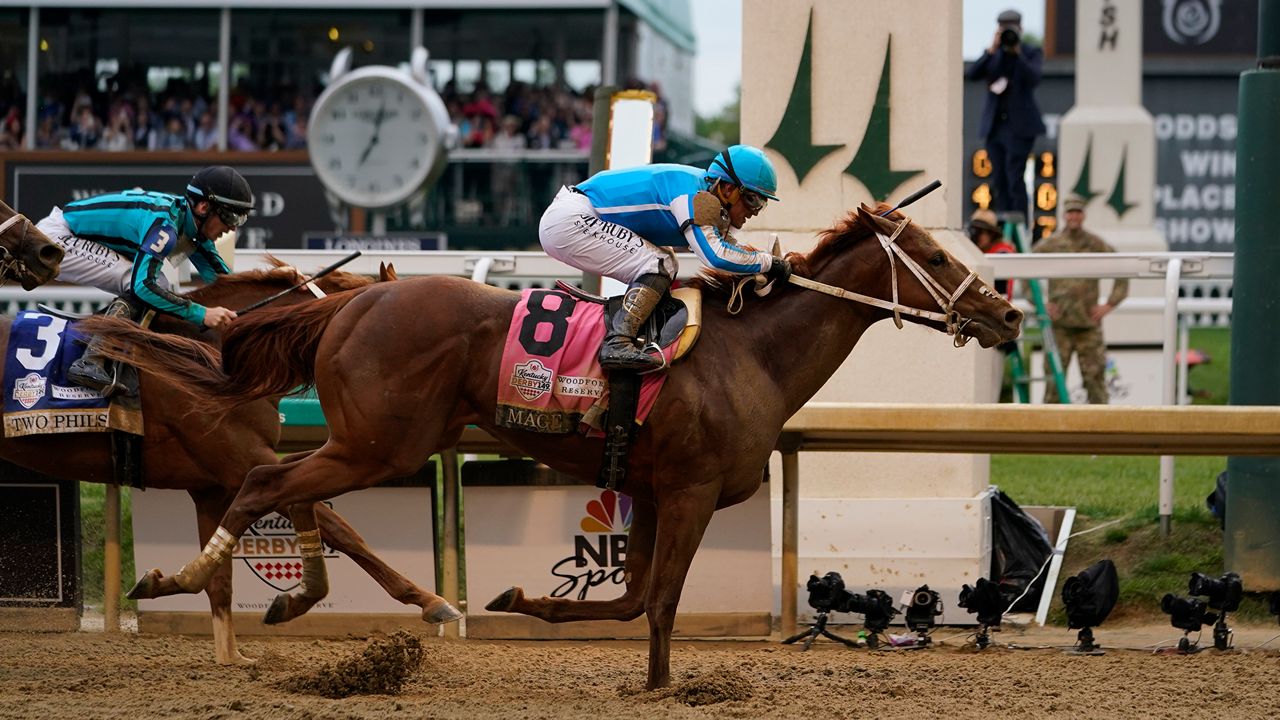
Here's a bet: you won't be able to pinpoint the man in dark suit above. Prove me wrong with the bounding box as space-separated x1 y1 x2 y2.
967 9 1047 222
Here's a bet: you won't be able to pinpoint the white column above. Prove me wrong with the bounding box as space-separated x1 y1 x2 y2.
217 7 231 152
24 7 38 150
744 0 998 624
1057 0 1166 343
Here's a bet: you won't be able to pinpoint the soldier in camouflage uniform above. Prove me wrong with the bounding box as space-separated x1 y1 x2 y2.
1033 196 1128 404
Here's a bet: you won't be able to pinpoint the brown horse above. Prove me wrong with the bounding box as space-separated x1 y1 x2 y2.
4 263 459 664
84 205 1022 688
0 199 65 289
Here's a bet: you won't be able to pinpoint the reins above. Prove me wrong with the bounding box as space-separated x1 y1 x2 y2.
728 217 980 348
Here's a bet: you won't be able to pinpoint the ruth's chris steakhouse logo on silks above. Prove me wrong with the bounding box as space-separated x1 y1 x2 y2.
234 508 339 592
548 490 633 600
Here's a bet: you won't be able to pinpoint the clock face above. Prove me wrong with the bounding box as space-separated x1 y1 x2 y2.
309 71 444 208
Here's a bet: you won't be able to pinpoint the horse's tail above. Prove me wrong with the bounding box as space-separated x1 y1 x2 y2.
79 286 371 412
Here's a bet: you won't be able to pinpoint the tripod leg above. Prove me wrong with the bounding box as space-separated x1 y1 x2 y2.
819 629 861 648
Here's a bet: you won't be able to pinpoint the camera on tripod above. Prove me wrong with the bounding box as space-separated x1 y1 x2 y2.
1162 571 1242 651
903 585 943 645
785 572 899 649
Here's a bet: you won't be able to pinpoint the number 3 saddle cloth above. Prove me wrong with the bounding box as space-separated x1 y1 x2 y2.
495 288 691 435
2 311 143 438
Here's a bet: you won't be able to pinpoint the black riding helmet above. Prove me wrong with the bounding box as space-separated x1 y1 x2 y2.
185 166 254 230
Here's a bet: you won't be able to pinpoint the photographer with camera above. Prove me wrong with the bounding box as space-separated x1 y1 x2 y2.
966 9 1046 223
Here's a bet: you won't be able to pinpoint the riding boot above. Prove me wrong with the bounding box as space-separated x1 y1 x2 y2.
68 296 137 396
600 273 671 371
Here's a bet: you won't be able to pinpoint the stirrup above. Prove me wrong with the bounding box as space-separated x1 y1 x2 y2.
637 341 668 375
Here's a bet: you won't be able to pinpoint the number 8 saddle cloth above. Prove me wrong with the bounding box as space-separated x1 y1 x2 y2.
494 287 699 435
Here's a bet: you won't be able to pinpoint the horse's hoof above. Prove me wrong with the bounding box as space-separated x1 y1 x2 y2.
484 586 522 612
263 594 292 625
217 652 258 667
126 568 164 600
423 601 464 625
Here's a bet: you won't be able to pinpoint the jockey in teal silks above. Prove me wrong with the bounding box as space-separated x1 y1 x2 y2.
539 144 790 370
35 165 253 395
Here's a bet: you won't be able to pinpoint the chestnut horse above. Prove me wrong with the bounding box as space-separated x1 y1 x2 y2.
4 263 459 664
84 205 1022 688
0 199 65 289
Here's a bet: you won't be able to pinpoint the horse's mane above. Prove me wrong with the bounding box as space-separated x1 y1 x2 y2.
688 202 899 303
183 256 374 305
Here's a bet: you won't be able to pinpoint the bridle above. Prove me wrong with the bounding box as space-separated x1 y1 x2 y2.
0 212 35 285
730 217 981 347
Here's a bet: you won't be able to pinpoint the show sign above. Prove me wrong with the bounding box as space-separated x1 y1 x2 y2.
4 161 335 249
964 69 1240 253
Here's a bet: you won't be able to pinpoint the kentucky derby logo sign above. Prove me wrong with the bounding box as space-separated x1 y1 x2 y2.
1162 0 1222 46
509 359 554 402
12 372 45 409
235 510 338 592
548 490 633 600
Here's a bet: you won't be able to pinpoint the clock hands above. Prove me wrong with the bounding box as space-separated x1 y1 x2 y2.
358 99 388 167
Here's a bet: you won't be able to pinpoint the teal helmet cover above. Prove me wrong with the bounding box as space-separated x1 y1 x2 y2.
706 145 780 201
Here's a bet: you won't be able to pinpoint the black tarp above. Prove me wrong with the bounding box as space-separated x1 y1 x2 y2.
990 489 1054 612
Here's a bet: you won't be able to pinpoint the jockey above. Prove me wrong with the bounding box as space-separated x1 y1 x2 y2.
34 165 251 394
539 144 789 370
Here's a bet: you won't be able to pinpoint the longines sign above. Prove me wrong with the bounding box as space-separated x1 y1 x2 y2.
4 162 334 249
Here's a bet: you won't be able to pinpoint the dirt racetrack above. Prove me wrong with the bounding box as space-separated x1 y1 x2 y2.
4 622 1280 719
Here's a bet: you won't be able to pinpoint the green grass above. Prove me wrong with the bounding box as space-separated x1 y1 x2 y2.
79 483 137 611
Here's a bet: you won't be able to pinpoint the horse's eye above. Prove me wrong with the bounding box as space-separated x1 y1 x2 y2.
929 252 946 267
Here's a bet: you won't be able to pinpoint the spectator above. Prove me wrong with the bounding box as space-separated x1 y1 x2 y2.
967 208 1016 298
525 114 556 149
0 106 22 150
257 102 288 151
192 111 218 151
133 96 157 149
966 9 1046 222
153 113 189 150
568 109 592 150
227 114 258 151
100 107 135 152
66 105 102 149
1034 196 1128 404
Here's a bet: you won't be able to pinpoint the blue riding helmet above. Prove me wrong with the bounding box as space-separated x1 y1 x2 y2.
706 145 781 201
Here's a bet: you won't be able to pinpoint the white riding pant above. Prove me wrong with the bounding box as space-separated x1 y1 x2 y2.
36 206 173 297
539 186 678 284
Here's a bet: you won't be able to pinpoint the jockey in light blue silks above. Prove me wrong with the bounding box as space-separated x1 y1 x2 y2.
35 165 253 394
538 144 790 370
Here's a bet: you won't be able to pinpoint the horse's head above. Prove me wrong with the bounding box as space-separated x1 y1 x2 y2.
184 258 383 316
0 200 65 290
800 203 1022 348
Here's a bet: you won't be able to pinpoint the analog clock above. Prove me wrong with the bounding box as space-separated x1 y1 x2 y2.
309 51 450 209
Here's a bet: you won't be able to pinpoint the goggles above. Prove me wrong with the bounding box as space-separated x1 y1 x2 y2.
213 204 250 228
740 188 768 212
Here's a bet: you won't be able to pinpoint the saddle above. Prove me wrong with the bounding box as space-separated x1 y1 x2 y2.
555 280 703 491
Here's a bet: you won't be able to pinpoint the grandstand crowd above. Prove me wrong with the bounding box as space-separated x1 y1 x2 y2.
0 77 669 153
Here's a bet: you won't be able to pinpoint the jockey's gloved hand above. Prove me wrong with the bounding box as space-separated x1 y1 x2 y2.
764 256 792 285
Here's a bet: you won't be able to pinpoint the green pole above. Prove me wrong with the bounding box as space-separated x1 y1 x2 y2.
1225 0 1280 588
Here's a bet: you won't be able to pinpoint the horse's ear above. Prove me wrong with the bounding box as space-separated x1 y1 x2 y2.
855 204 897 235
379 262 399 282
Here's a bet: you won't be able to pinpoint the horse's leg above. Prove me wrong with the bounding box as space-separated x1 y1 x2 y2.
145 440 440 598
643 485 719 690
311 503 462 624
261 502 329 625
188 487 253 665
487 497 656 623
128 453 317 600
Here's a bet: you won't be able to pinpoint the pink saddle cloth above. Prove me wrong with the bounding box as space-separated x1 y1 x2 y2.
494 289 678 434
